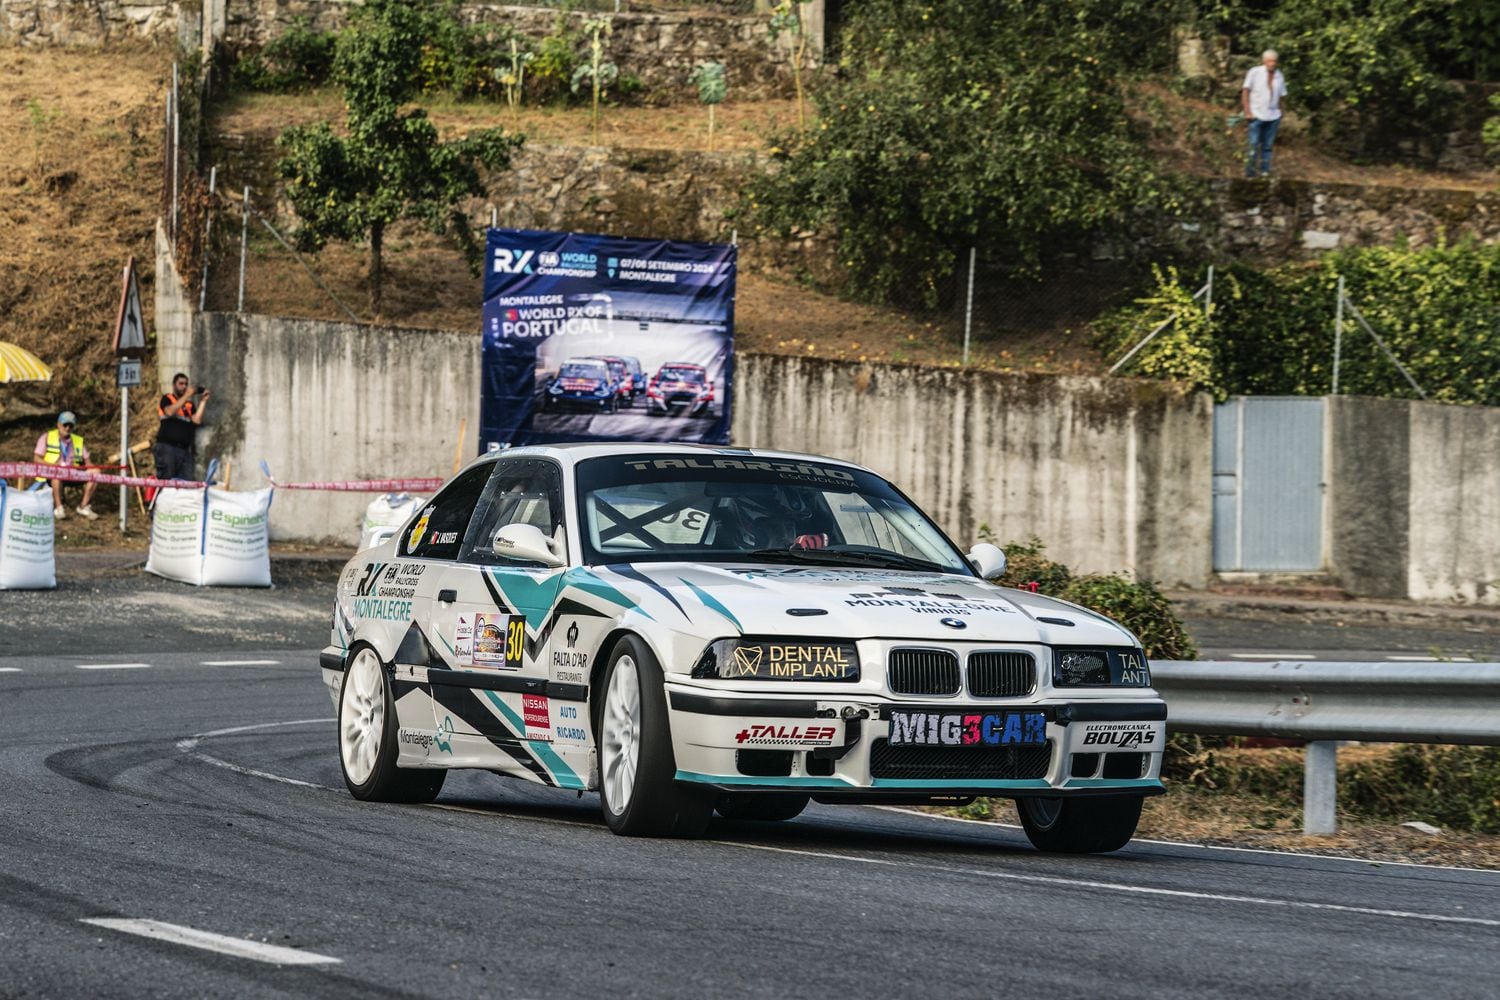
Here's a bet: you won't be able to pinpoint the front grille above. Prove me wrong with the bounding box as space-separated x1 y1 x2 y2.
968 652 1037 697
869 739 1052 780
1069 752 1100 777
888 649 961 696
1103 752 1146 779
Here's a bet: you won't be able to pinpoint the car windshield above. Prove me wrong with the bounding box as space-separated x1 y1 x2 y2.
560 363 607 379
575 454 972 574
658 367 704 383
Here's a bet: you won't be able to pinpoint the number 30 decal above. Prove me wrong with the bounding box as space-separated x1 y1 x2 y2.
506 617 525 670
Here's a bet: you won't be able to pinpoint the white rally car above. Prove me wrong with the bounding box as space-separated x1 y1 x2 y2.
321 444 1166 853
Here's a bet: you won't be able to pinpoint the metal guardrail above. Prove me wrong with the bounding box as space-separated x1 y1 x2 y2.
1149 660 1500 835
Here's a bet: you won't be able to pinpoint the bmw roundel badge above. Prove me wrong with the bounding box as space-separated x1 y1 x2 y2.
939 617 967 630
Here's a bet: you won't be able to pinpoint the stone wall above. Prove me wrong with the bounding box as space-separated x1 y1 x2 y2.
0 0 181 44
220 1 814 99
1200 178 1500 258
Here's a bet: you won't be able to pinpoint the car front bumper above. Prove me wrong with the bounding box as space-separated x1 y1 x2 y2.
665 684 1167 798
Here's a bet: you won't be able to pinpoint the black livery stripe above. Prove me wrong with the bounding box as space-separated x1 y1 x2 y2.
603 564 690 622
429 683 555 786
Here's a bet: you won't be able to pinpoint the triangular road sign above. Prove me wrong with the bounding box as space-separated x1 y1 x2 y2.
113 256 147 358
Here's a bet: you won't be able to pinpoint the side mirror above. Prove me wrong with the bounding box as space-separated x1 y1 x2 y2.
368 527 399 549
493 522 564 568
968 542 1006 581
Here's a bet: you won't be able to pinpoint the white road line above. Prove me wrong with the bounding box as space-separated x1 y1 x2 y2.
718 841 1500 928
80 918 340 966
0 667 22 673
1228 653 1314 660
201 659 283 666
75 663 152 670
1386 655 1475 663
869 806 1500 875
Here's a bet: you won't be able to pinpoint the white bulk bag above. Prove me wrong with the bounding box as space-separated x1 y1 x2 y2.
0 483 57 590
359 493 422 550
146 486 273 587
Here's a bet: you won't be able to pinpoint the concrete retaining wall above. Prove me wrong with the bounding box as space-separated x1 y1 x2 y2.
1328 395 1500 605
186 312 480 542
733 355 1215 588
162 309 1215 586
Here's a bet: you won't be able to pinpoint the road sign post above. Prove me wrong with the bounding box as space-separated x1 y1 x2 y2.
113 258 147 534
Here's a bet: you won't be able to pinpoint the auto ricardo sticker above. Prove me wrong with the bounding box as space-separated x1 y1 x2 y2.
1077 721 1162 751
734 722 841 748
459 612 525 669
553 702 588 744
888 710 1046 747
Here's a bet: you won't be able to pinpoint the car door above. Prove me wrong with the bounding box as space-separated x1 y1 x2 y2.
425 459 586 787
383 460 496 763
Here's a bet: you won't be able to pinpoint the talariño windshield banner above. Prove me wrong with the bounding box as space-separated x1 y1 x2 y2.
481 228 736 449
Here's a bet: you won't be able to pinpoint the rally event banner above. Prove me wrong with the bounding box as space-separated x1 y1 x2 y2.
481 228 737 449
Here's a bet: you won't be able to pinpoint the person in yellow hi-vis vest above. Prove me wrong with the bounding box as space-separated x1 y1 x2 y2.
33 411 97 520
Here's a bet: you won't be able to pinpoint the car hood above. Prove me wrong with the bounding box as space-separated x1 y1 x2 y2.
594 562 1136 647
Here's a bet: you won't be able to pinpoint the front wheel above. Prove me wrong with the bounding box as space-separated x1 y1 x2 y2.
596 635 712 837
338 646 445 804
1016 795 1142 854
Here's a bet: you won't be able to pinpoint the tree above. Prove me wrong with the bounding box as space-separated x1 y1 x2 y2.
277 0 522 315
767 1 811 129
570 17 617 144
691 62 727 151
747 0 1174 306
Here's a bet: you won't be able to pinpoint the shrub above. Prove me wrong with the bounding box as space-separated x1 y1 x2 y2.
745 0 1176 307
992 535 1199 661
1098 242 1500 406
1343 745 1500 833
233 18 336 92
1253 0 1460 157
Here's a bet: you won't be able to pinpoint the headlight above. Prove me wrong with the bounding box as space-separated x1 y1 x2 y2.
548 384 563 394
692 638 860 682
594 385 610 396
1052 647 1150 687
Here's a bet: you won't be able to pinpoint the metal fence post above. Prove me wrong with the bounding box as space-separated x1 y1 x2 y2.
1332 274 1344 395
237 186 250 312
198 165 217 312
1204 264 1214 316
170 62 180 242
962 246 976 366
1303 741 1338 835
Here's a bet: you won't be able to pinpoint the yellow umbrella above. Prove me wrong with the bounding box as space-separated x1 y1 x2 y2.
0 341 53 382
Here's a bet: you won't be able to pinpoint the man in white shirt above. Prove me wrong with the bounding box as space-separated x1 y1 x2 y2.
1241 49 1288 178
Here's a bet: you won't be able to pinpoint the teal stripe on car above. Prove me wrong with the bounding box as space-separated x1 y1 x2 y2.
481 690 587 790
674 770 1069 792
565 568 654 621
679 577 742 632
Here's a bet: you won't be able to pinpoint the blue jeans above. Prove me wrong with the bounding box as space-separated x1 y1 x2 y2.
1246 117 1280 177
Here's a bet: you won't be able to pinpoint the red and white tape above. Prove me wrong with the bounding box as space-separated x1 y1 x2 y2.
5 462 445 494
263 477 444 493
1 462 206 490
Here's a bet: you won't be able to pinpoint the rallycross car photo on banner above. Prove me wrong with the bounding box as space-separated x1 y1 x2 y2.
481 228 737 449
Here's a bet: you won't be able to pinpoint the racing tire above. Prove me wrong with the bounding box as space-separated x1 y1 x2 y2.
714 793 809 823
596 635 713 837
338 646 446 804
1016 794 1142 854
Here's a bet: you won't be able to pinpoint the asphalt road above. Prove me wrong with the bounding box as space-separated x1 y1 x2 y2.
2 577 1499 997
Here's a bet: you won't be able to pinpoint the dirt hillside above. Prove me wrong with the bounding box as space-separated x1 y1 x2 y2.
0 44 170 494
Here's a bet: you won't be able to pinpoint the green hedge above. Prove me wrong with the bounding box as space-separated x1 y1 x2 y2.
1099 242 1500 405
995 536 1199 661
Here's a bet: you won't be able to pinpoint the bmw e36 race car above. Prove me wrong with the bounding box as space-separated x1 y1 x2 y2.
320 445 1167 853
